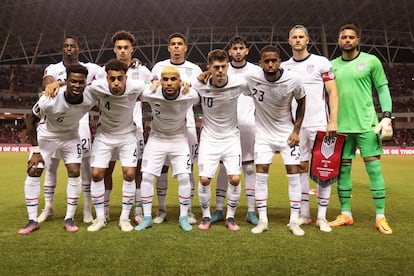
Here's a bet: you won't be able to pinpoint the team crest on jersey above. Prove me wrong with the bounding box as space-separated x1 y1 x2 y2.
279 84 288 94
131 71 140 80
128 94 136 101
357 63 365 72
306 64 315 73
185 68 192 77
180 102 187 110
321 136 337 159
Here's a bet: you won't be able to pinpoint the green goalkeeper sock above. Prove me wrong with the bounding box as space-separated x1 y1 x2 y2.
338 163 352 212
365 160 386 215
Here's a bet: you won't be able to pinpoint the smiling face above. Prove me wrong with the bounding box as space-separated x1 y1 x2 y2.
66 72 86 101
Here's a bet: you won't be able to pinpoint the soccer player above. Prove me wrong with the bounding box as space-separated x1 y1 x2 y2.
211 35 259 226
86 59 149 232
18 64 96 234
96 30 153 224
135 66 200 232
329 24 393 234
281 25 339 232
38 37 101 224
193 49 245 232
151 32 202 225
246 45 306 236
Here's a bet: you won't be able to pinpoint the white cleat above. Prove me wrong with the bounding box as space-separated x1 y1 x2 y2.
288 221 305 236
187 212 197 224
316 218 332 232
153 211 166 224
87 218 107 232
251 221 269 234
38 208 54 223
118 219 134 232
83 208 94 223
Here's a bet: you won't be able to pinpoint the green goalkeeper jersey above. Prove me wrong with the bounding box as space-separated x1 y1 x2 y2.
332 52 388 133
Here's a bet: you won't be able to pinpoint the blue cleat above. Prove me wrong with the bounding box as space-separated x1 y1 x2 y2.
246 211 259 225
134 216 153 231
179 216 192 232
210 210 225 223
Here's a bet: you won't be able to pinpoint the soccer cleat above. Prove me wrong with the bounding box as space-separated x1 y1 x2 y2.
87 218 107 232
64 218 79 233
18 220 39 235
134 213 143 225
309 188 318 195
329 214 354 227
38 208 54 223
210 210 225 223
198 217 211 231
135 216 153 231
153 211 166 224
225 218 240 232
246 211 259 225
179 216 193 232
83 208 94 223
298 216 312 226
375 218 393 235
187 212 197 225
119 219 134 232
316 218 332 232
288 221 305 236
251 221 269 234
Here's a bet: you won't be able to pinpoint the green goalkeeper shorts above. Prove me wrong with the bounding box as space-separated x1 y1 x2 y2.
341 131 383 159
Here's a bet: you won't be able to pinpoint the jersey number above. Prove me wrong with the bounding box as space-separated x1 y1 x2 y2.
203 97 213 108
252 88 264 102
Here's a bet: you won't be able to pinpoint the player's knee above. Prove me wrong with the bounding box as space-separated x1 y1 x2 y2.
243 164 254 176
228 175 240 186
199 176 211 186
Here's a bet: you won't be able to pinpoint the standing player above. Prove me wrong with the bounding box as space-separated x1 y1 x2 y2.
97 30 153 224
211 35 259 226
135 66 200 232
281 25 339 232
38 37 101 224
246 45 306 236
193 49 245 232
86 59 149 232
329 24 393 234
18 64 96 234
151 32 202 225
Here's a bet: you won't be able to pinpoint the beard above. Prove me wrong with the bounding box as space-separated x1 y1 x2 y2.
340 44 357 53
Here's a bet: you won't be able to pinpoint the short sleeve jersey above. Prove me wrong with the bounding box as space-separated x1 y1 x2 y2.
88 78 148 136
246 69 306 144
331 52 388 133
33 86 96 140
152 59 203 128
140 87 200 138
192 75 247 142
281 54 334 127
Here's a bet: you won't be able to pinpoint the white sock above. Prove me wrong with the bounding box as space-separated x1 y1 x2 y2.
226 183 241 219
24 176 40 221
188 171 195 214
215 163 227 211
104 189 111 218
198 182 211 218
141 172 155 217
287 174 301 222
317 184 331 219
243 163 256 212
177 174 191 217
43 158 59 209
255 173 268 223
134 188 142 215
156 172 168 213
81 158 92 209
299 172 310 218
65 177 82 220
120 180 135 220
91 179 105 219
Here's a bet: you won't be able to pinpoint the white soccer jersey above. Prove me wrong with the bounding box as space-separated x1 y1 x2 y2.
192 75 247 142
246 68 306 144
34 86 96 141
140 87 200 138
88 78 148 136
152 59 203 128
281 54 333 127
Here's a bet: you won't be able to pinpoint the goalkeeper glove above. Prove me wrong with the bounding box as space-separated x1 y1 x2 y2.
374 115 393 140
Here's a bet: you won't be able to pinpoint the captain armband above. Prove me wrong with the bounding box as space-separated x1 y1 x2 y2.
322 71 335 82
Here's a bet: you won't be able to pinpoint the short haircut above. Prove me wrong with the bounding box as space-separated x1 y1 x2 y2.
339 23 360 37
260 45 280 56
289 25 309 38
161 66 180 76
168 32 187 44
229 35 247 47
105 59 128 73
64 36 81 48
66 64 88 78
207 49 228 64
111 30 135 44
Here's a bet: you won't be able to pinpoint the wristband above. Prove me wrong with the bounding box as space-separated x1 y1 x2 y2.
383 111 392 119
31 146 41 153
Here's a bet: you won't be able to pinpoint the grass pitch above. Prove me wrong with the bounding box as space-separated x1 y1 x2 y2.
0 152 413 275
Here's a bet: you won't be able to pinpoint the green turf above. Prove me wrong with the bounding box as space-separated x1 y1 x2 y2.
0 152 413 275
